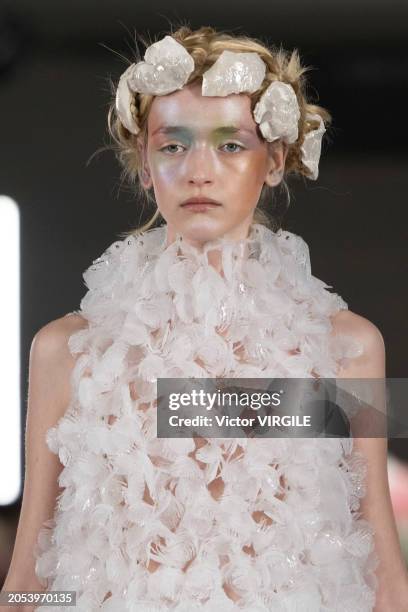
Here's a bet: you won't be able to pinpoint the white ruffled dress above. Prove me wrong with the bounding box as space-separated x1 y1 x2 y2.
33 222 379 611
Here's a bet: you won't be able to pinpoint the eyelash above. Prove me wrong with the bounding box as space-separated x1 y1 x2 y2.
159 142 245 154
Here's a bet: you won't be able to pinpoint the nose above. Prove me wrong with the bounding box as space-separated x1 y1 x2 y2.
185 146 215 187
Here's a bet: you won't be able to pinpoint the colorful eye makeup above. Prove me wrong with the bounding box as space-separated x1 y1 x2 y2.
152 124 260 152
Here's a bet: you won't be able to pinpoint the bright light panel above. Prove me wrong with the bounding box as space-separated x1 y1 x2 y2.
0 195 21 505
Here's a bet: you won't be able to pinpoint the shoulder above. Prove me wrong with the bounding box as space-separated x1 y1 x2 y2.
31 312 88 364
331 308 385 351
330 309 386 377
27 314 89 422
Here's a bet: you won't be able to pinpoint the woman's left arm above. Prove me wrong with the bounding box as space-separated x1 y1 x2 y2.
332 310 408 611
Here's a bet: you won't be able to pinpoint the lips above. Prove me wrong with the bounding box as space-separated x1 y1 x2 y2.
180 197 221 206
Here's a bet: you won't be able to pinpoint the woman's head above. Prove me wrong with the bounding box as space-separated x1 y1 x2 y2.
108 25 331 242
140 80 288 246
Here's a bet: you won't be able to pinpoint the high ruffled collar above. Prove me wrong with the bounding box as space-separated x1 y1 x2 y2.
73 221 361 381
140 222 310 278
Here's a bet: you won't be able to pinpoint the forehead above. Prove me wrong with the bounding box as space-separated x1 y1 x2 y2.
147 82 255 132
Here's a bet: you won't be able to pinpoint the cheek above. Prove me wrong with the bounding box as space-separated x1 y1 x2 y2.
231 152 268 193
148 153 179 194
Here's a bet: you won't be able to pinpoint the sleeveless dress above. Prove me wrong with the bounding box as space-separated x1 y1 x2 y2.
33 222 379 611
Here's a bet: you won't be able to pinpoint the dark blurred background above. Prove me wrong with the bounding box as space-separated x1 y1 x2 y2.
1 0 408 581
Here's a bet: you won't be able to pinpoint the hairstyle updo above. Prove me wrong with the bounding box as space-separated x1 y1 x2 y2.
107 25 332 237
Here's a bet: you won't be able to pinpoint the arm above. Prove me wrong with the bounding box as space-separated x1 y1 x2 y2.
332 310 408 611
1 314 87 612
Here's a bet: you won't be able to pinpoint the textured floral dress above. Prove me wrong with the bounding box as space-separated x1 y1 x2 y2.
33 222 378 611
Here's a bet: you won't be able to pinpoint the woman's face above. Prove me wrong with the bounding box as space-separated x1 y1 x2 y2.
141 81 287 247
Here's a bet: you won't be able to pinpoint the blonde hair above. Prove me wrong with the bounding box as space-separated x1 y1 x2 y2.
107 25 332 238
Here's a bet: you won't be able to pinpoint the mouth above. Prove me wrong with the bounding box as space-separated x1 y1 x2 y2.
180 197 222 209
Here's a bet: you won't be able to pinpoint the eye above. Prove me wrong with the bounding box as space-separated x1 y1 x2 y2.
160 144 185 154
220 142 245 153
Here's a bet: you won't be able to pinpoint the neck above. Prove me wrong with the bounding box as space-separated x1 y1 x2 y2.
164 218 255 276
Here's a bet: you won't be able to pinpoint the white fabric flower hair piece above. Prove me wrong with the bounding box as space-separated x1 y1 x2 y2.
252 81 300 144
301 113 326 180
115 35 194 135
201 50 266 96
115 35 326 179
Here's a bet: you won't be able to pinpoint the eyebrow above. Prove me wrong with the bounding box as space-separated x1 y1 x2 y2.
151 125 255 137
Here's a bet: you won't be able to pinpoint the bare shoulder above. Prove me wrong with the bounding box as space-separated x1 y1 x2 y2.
331 308 385 350
330 309 386 377
29 313 89 400
32 312 88 360
28 312 89 423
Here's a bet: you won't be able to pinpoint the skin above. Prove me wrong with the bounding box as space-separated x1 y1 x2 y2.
138 81 287 273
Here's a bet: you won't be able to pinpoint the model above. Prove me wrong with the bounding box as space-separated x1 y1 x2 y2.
3 25 408 612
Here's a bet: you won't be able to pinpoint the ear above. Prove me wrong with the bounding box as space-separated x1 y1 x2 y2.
264 140 289 187
137 139 153 189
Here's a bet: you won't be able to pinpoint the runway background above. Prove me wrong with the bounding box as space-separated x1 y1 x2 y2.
1 0 408 583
